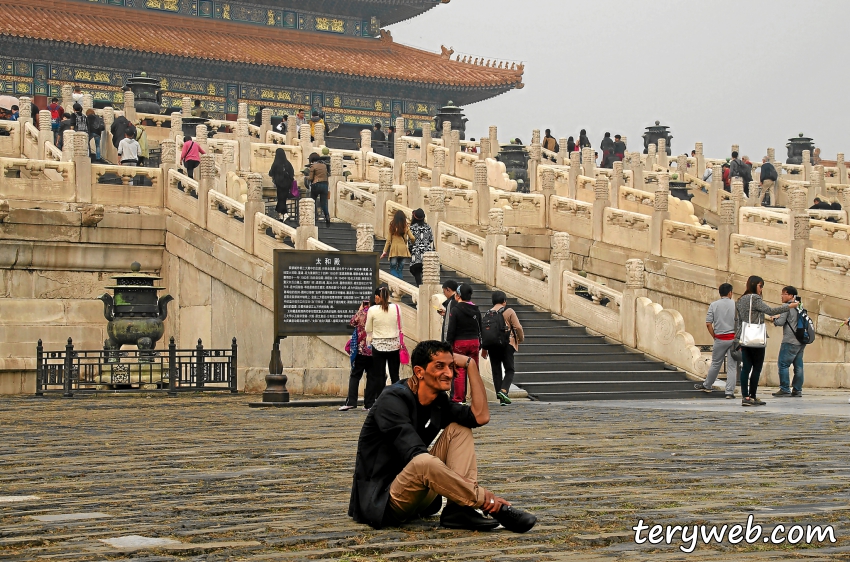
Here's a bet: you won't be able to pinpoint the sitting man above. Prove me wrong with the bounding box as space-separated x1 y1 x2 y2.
348 340 536 533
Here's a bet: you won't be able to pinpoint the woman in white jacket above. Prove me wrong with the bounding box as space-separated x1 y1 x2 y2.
364 286 402 409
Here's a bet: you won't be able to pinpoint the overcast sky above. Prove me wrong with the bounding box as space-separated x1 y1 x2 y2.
390 0 849 161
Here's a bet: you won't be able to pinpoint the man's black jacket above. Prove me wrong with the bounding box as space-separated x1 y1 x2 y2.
348 380 480 528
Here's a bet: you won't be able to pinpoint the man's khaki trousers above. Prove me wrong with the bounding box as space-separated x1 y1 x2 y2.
388 423 486 520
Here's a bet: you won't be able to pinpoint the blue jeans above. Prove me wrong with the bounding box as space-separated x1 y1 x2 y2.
777 343 804 393
90 133 101 160
389 257 407 279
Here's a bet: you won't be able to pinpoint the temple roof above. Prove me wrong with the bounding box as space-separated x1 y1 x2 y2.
243 0 448 25
0 0 522 94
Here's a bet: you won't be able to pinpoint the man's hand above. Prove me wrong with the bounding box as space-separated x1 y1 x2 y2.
480 489 510 515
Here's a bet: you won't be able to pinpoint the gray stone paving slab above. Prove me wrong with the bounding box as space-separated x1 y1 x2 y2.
1 394 848 560
30 512 111 522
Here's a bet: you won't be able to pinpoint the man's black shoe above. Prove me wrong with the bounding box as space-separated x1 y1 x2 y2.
772 390 792 397
420 494 443 517
439 502 499 531
493 505 537 533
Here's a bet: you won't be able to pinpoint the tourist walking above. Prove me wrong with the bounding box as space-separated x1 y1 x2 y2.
613 135 626 162
47 97 64 146
69 103 88 135
180 135 205 179
439 280 459 341
308 152 330 225
565 136 576 154
600 132 614 168
381 210 413 280
364 286 403 409
480 291 524 405
373 122 386 154
269 148 295 221
348 340 537 533
578 129 591 149
759 156 778 206
543 129 558 152
309 110 324 143
446 283 482 403
85 109 104 162
295 109 306 134
772 286 806 397
110 114 135 151
191 99 204 117
694 283 738 398
387 125 396 158
340 298 374 411
735 276 797 407
408 208 434 287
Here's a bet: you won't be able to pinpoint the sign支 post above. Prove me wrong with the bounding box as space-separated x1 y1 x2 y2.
259 250 379 404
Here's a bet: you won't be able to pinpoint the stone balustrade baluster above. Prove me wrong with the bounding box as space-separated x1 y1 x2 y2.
592 176 609 242
420 122 431 165
489 125 499 158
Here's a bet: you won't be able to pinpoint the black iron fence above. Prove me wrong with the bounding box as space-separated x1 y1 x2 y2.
36 337 237 397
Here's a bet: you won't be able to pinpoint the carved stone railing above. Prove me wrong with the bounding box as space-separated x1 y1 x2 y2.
226 171 247 202
436 221 486 282
0 157 75 202
0 120 21 159
488 157 517 192
496 245 550 309
809 219 850 253
739 207 789 241
254 212 296 263
207 189 246 249
91 165 163 207
23 122 39 160
135 112 171 128
247 123 261 138
365 152 394 182
603 207 651 252
306 237 337 252
490 190 545 228
43 142 62 162
561 270 623 341
207 119 234 135
166 168 199 222
730 234 790 284
662 220 717 266
422 186 478 226
336 182 377 227
454 151 478 182
441 173 472 191
549 195 593 239
805 247 850 295
251 143 302 181
386 199 413 227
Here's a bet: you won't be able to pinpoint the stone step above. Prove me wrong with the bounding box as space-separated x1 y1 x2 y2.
530 389 726 401
515 361 667 372
516 370 687 383
521 379 704 393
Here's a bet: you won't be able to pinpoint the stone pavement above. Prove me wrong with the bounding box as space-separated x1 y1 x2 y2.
1 392 849 561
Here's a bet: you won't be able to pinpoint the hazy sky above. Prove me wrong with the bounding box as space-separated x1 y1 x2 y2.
390 0 850 161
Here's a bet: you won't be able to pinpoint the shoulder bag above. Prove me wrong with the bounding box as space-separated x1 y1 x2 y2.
396 304 410 365
740 296 767 348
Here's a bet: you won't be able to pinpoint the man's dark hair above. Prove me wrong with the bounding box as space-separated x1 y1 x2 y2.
411 340 453 371
194 100 201 106
732 151 739 158
782 285 798 296
312 110 319 117
545 129 551 135
492 290 507 305
51 97 58 103
614 134 621 139
442 280 458 291
388 126 396 132
457 283 473 301
604 132 611 137
11 105 18 111
813 197 822 204
374 122 382 129
73 103 82 112
719 283 733 297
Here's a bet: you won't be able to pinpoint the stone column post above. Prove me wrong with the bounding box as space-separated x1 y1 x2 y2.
592 177 609 242
484 208 507 287
418 251 442 340
181 97 192 119
37 110 51 160
802 150 811 182
62 129 75 161
479 138 490 161
568 151 580 199
717 199 736 272
236 118 251 172
695 142 705 178
295 198 318 249
18 97 31 153
449 130 460 177
394 136 407 185
286 115 297 146
731 144 739 156
417 122 431 166
731 178 746 226
404 159 422 210
488 126 499 158
443 122 454 173
427 186 446 229
238 102 248 121
541 168 555 225
74 132 92 203
651 174 670 257
811 165 825 206
621 259 647 348
789 188 810 288
260 108 272 144
610 161 623 209
675 154 687 182
558 137 568 165
61 85 73 114
170 112 182 147
221 142 236 188
375 168 394 239
81 93 93 114
356 223 375 252
657 138 668 169
581 147 595 179
314 122 325 149
646 144 657 171
709 164 722 213
160 139 176 186
195 124 209 154
123 90 137 123
837 153 847 185
244 173 264 254
299 119 312 166
196 154 216 228
328 152 344 219
101 106 115 163
474 160 490 227
528 140 541 192
631 152 645 189
431 147 446 188
548 232 571 316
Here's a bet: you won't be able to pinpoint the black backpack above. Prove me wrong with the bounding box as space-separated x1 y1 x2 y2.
787 307 816 345
480 306 511 350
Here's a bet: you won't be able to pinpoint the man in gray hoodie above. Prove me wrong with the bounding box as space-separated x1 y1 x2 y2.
695 283 738 398
772 286 805 397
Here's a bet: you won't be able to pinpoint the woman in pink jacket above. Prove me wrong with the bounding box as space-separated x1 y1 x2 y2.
180 135 206 179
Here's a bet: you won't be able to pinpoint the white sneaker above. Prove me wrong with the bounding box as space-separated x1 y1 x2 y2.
338 405 356 411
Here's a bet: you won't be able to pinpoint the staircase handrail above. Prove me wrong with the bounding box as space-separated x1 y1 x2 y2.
563 270 623 308
208 189 245 219
256 212 297 241
44 141 62 162
379 270 419 305
168 167 198 195
306 237 337 252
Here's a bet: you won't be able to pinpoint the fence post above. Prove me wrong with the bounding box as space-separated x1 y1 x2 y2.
196 338 205 388
63 337 74 398
35 339 44 397
230 337 238 394
167 337 177 396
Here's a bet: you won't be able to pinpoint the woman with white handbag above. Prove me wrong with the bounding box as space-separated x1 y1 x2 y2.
735 276 798 407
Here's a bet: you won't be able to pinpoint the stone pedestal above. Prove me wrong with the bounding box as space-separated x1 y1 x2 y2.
789 189 811 288
657 138 668 169
646 144 657 171
295 198 318 249
236 118 251 172
709 164 723 213
610 162 623 209
695 142 705 178
286 115 297 146
123 91 137 123
260 108 272 144
631 152 645 189
541 168 555 224
582 147 595 178
328 153 344 219
558 137 568 166
488 126 499 159
568 152 580 199
431 148 446 188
